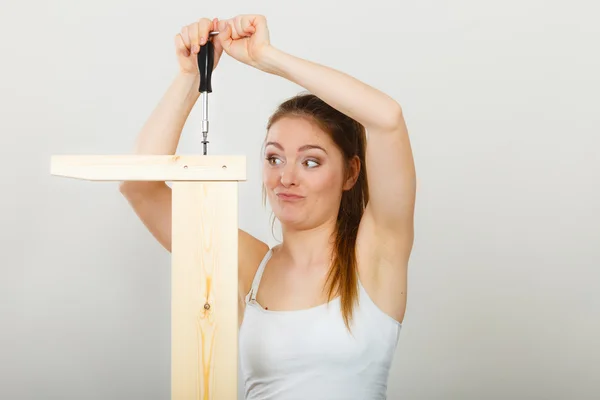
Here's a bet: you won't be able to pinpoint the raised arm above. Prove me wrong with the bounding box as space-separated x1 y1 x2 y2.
259 46 416 251
118 71 201 251
120 17 269 307
120 17 220 250
215 15 416 255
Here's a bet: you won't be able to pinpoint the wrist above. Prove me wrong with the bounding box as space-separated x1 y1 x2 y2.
257 46 286 77
177 71 200 84
176 72 201 97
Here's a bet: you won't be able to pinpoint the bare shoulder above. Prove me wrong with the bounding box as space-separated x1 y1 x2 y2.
356 205 414 324
238 229 270 300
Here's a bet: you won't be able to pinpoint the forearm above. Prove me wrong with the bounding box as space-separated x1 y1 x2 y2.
259 46 403 132
132 72 201 155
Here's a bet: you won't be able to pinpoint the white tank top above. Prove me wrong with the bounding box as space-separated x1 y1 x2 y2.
239 247 402 400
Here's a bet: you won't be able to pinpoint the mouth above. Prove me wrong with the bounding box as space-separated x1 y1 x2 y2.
276 193 305 201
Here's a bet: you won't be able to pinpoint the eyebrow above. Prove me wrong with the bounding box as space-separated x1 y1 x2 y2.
265 141 328 154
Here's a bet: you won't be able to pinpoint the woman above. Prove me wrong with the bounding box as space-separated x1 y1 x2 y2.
120 15 416 400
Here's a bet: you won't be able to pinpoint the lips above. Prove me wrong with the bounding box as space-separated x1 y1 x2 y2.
276 193 305 200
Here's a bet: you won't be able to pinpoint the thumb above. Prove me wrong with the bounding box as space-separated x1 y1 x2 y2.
216 20 232 51
212 34 223 60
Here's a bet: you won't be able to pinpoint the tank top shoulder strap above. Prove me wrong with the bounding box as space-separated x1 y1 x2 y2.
244 247 273 304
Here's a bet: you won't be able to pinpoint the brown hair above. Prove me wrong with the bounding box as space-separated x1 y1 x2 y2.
261 92 369 330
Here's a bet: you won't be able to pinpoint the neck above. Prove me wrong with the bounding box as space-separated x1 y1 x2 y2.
277 217 338 269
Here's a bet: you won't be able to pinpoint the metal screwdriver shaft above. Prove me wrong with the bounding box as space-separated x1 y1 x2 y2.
198 32 217 155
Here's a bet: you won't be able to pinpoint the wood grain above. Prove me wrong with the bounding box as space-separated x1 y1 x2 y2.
171 181 238 400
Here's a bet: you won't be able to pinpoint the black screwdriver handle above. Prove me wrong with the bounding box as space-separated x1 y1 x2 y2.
198 38 214 93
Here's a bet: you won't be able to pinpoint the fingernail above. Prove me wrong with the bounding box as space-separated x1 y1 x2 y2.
192 44 199 53
200 37 206 45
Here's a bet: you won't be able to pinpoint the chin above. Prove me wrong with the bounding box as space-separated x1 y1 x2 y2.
273 208 311 230
274 208 301 224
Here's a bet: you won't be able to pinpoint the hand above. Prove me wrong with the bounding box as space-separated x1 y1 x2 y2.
175 18 224 76
216 15 271 69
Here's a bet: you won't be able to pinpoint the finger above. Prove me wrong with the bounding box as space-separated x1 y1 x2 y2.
197 17 212 46
211 19 223 64
210 18 222 56
251 15 267 33
217 19 232 49
240 15 256 35
221 17 240 40
234 15 246 37
174 33 190 57
188 23 200 54
180 25 191 51
212 23 224 55
254 15 267 28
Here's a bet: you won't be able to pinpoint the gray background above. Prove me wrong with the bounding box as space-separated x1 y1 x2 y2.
1 0 599 399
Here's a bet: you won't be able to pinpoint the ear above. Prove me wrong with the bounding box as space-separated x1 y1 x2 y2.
343 156 361 191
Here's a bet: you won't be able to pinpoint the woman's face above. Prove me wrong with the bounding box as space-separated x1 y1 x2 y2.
263 116 349 230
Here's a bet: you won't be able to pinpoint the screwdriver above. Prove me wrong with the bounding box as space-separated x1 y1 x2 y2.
197 31 219 155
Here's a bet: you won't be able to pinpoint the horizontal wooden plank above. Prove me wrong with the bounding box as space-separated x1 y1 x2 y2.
50 155 246 181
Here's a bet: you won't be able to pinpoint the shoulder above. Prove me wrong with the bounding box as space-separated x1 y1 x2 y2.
238 229 270 299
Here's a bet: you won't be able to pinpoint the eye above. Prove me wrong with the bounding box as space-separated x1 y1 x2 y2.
265 155 282 166
304 159 320 168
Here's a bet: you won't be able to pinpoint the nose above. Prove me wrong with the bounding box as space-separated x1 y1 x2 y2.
280 162 297 187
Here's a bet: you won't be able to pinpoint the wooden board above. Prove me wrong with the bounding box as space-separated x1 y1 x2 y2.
50 153 245 398
171 181 239 400
50 155 245 181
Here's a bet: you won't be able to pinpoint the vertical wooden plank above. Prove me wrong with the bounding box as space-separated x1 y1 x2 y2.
171 181 238 400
